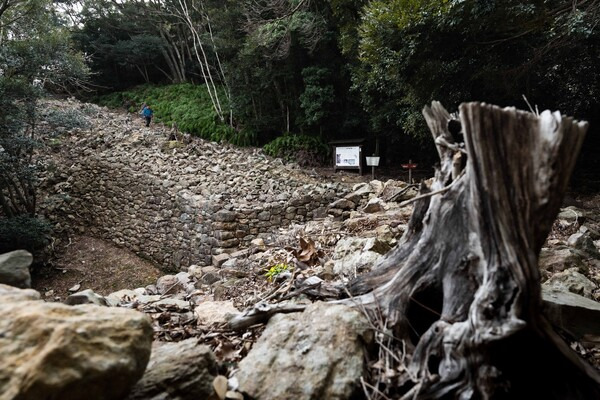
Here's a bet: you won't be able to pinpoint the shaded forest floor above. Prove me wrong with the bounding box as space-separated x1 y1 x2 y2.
32 236 161 299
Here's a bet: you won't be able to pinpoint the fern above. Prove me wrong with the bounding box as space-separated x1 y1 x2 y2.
95 84 258 146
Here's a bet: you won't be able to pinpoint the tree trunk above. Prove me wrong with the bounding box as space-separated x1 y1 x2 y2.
348 102 600 398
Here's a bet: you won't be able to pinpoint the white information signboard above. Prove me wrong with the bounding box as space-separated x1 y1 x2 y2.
335 146 360 167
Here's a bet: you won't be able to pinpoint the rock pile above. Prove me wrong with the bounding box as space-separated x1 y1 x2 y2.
38 99 348 270
5 97 600 399
0 250 32 289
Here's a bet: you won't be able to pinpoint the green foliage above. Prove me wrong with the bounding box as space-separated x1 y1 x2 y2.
96 83 256 146
264 263 291 283
0 215 52 254
299 67 335 127
263 133 329 166
0 0 88 219
353 0 600 139
68 0 600 173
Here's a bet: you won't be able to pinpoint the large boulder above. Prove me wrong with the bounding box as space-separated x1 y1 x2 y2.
0 283 40 302
542 287 600 340
235 302 371 400
127 339 217 400
0 286 153 400
0 250 33 288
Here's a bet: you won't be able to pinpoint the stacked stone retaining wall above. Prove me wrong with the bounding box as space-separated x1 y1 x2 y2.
39 100 346 270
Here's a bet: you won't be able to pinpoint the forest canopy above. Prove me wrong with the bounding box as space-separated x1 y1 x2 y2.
2 0 600 172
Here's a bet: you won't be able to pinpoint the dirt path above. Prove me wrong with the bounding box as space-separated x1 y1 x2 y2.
32 236 161 300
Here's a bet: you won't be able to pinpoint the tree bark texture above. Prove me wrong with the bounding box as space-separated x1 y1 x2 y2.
348 102 600 398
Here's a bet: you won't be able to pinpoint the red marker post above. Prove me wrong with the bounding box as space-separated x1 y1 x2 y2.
401 159 418 183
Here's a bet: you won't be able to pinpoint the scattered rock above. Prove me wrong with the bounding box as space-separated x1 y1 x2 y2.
375 224 398 247
0 250 33 289
212 253 230 268
65 288 109 306
567 232 600 259
0 288 152 400
380 179 412 202
538 247 585 274
222 257 239 269
68 283 81 292
331 237 386 277
368 180 384 195
105 289 161 307
127 339 217 400
319 261 335 280
580 225 600 240
175 271 192 285
556 206 585 225
236 302 371 400
363 237 392 254
188 265 203 279
330 198 356 210
201 271 221 285
363 197 385 213
153 298 192 311
250 238 265 249
156 274 182 295
194 300 239 326
542 268 597 299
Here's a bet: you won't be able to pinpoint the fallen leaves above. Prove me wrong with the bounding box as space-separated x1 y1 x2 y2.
289 237 325 266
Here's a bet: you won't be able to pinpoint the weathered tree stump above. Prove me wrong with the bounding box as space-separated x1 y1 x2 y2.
348 102 600 398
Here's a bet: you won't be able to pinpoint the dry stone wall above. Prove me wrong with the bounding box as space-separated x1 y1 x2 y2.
39 100 347 270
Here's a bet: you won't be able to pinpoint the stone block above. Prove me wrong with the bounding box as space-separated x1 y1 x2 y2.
212 221 237 231
212 253 230 267
258 211 270 221
215 230 235 240
216 238 240 248
214 210 237 222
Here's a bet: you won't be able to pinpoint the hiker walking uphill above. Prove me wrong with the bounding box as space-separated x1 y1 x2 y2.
140 104 154 127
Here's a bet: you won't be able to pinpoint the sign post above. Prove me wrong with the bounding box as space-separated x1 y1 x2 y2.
330 139 365 175
401 159 418 183
365 155 380 180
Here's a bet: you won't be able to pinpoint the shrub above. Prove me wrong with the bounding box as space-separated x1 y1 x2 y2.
263 133 329 166
0 215 52 255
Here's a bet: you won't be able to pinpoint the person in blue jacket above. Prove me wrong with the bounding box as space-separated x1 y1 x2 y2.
141 104 154 127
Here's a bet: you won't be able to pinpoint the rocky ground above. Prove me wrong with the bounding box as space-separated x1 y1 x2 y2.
1 98 600 399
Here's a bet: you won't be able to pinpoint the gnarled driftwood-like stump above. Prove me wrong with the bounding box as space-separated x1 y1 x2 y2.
349 102 600 398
